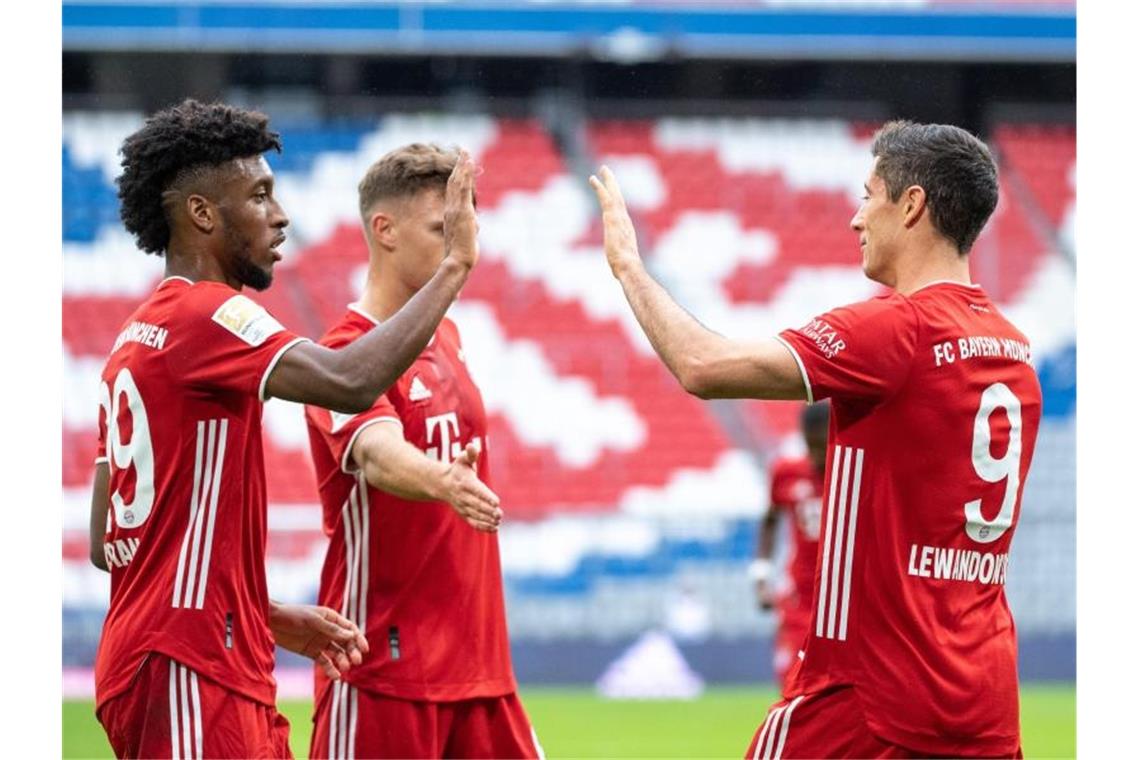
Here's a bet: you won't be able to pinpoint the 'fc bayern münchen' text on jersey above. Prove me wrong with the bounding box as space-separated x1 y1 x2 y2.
94 277 307 710
776 282 1042 757
768 456 824 616
304 308 517 704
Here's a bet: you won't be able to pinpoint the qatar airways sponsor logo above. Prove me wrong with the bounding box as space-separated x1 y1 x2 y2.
906 543 1010 585
931 336 1031 368
798 318 846 360
104 537 140 569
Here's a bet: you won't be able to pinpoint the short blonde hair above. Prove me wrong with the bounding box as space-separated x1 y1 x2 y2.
357 143 458 219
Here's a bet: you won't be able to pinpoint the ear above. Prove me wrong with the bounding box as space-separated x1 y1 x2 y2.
901 185 926 228
369 210 397 250
185 193 217 235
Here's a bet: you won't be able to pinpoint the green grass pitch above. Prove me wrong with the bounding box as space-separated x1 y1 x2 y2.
63 684 1074 758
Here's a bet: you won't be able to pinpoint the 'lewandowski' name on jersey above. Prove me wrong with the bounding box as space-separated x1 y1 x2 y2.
932 336 1031 368
906 543 1010 585
111 320 169 354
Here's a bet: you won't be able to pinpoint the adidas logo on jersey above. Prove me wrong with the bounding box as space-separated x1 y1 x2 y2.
409 375 432 401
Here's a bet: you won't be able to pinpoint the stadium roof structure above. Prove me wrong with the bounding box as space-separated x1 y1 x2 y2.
63 1 1075 62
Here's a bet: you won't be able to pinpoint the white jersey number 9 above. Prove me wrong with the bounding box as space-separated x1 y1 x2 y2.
964 382 1022 544
99 368 155 529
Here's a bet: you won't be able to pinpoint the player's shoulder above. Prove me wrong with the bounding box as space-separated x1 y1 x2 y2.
909 282 1033 342
803 291 918 343
317 306 377 350
831 290 914 322
162 279 263 327
174 282 292 348
771 455 812 480
437 316 466 353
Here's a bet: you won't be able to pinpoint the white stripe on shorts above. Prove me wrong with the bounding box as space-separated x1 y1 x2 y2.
771 696 805 760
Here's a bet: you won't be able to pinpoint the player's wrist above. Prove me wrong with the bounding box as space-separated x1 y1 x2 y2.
748 558 773 583
610 253 644 281
428 460 454 502
440 251 475 276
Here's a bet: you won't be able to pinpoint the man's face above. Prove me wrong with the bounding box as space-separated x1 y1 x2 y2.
387 187 448 293
216 156 289 291
850 159 904 286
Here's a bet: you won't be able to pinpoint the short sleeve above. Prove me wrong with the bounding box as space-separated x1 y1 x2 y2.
305 391 403 475
170 287 309 400
777 295 919 404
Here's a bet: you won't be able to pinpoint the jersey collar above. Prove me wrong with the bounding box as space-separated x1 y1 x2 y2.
348 302 439 345
909 279 982 295
347 302 380 325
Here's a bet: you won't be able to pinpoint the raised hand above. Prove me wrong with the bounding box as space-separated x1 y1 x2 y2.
589 166 643 278
442 441 502 532
444 149 480 271
268 602 370 680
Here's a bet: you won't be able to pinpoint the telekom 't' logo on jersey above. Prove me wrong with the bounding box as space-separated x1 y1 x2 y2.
425 412 462 463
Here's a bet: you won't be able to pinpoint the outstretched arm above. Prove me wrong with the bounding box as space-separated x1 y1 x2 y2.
264 152 480 413
89 461 110 572
589 167 806 401
351 423 502 533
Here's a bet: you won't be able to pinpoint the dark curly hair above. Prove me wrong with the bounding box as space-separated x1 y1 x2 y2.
116 99 282 255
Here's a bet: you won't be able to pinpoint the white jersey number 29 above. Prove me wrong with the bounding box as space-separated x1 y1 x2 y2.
964 382 1023 544
99 368 155 529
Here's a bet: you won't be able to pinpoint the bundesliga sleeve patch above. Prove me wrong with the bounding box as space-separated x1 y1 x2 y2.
211 295 285 347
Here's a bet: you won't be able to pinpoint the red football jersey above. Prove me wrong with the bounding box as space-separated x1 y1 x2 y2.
304 308 517 705
768 456 824 616
776 281 1042 756
94 277 308 710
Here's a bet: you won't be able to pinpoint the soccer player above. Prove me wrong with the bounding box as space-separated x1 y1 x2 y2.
87 101 480 759
590 121 1041 758
304 143 542 759
752 402 828 691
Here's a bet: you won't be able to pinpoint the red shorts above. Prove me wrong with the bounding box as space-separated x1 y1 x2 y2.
97 654 292 759
744 687 1023 760
311 683 543 759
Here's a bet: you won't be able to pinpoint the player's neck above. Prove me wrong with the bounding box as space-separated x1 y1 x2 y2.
163 246 239 289
890 241 972 296
356 270 415 323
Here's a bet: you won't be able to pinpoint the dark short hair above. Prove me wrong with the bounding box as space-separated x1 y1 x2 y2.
116 99 282 255
801 401 830 434
871 120 999 254
357 143 458 219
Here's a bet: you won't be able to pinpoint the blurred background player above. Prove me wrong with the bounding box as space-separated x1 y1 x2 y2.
752 401 829 691
304 144 542 759
88 101 479 759
591 121 1042 757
